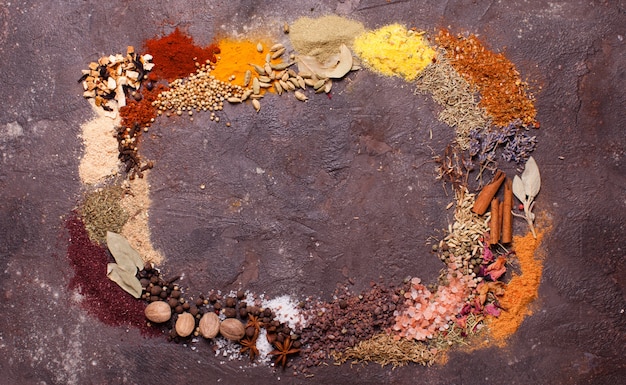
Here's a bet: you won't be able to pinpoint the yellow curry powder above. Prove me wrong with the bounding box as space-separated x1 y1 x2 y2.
488 229 545 345
210 38 279 92
352 24 436 81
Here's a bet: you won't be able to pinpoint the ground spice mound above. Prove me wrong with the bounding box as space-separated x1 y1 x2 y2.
210 38 277 88
297 282 403 369
488 230 544 344
436 29 537 127
290 15 365 63
120 83 168 128
353 24 436 81
144 28 220 81
66 213 158 336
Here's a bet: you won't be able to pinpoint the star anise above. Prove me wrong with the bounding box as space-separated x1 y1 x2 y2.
269 336 300 368
239 336 259 361
246 314 262 338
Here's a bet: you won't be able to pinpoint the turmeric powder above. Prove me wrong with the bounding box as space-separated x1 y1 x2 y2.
488 229 545 345
210 38 280 92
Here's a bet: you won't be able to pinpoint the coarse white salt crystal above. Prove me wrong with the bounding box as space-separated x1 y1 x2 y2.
256 329 273 364
262 295 307 330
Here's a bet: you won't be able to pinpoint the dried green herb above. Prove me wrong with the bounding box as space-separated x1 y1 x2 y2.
334 333 437 368
79 185 128 243
512 156 540 238
414 51 491 150
106 231 144 298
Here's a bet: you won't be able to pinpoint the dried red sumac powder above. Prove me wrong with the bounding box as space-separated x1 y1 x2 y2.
144 28 220 81
65 213 158 336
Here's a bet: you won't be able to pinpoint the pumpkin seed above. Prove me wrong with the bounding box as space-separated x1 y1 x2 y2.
324 79 333 93
252 99 261 112
287 78 299 89
252 77 260 95
227 97 242 103
270 62 293 71
243 70 252 87
256 42 263 53
296 76 306 89
313 79 325 90
271 48 286 60
270 43 284 52
274 81 283 95
241 90 252 101
278 80 290 91
265 53 271 63
258 81 272 88
264 63 273 75
298 71 313 79
251 64 266 76
258 76 271 83
294 90 308 102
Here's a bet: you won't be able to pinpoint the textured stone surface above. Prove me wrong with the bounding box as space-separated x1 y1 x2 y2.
0 1 624 384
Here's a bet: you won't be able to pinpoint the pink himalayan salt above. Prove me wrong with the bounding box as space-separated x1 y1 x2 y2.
392 269 473 340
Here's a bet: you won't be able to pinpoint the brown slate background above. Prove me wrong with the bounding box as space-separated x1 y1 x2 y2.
0 1 624 384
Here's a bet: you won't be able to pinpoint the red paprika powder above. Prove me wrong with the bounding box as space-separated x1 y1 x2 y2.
144 28 220 82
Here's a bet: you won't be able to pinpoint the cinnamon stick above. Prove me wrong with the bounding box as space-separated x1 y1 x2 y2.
489 198 500 246
472 170 506 215
501 178 513 243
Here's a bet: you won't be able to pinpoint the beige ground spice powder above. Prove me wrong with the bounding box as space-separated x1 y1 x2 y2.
289 15 365 63
78 101 120 185
78 102 164 264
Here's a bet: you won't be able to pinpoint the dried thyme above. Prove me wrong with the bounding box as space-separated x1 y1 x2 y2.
415 51 491 150
79 185 128 243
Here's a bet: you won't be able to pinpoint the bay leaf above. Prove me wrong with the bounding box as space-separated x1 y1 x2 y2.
296 44 353 79
106 231 144 273
521 156 541 199
512 175 526 203
107 263 142 298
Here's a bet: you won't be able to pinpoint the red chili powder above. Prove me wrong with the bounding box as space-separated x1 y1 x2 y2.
65 213 159 336
120 83 168 128
144 28 220 81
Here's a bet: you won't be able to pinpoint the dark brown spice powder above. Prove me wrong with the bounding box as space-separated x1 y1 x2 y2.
66 213 159 336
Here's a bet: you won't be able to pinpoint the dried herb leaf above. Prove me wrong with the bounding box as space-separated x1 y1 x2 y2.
520 156 540 199
107 263 142 298
106 231 144 272
296 44 353 79
512 175 525 202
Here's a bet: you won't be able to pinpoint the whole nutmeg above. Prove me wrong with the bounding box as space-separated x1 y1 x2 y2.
199 312 220 339
220 318 245 341
175 312 195 338
145 301 172 323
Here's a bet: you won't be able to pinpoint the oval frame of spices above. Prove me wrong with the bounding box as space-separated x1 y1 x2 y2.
74 17 544 373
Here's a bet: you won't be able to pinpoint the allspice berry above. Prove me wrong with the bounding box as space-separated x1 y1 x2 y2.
199 312 220 339
220 318 245 341
175 312 195 338
145 301 172 323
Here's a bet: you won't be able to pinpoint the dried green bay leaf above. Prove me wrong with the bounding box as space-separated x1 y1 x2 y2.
106 231 144 272
107 263 142 298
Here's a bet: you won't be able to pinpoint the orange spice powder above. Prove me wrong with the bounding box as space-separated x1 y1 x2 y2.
488 229 545 345
210 38 280 93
